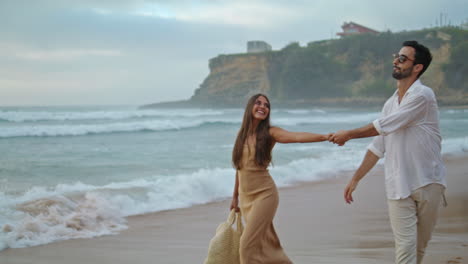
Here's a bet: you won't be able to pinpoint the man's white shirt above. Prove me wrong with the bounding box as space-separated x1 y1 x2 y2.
368 79 446 200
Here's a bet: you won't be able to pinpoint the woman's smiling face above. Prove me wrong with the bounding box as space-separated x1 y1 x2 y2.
251 95 270 121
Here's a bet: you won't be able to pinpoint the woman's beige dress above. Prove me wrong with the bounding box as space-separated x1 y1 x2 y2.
238 143 292 264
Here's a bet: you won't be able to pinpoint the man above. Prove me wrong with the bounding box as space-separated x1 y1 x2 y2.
330 41 447 264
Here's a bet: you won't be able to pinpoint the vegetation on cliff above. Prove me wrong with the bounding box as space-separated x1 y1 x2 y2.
267 27 467 103
144 26 468 108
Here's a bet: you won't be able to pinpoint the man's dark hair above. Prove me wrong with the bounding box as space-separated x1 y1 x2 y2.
402 40 432 78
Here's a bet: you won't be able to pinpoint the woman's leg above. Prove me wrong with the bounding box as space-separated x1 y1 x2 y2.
240 192 279 264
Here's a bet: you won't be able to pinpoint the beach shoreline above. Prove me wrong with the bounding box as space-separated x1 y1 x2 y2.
1 155 467 264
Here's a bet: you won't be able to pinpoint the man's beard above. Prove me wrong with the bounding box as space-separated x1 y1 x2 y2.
392 66 413 80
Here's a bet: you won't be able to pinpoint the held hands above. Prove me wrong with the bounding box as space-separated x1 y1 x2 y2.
328 130 351 146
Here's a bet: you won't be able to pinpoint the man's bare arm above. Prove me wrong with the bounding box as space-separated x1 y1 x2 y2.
344 150 379 204
330 123 379 146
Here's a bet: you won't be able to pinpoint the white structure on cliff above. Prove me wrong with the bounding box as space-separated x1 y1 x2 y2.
247 41 272 53
462 19 468 30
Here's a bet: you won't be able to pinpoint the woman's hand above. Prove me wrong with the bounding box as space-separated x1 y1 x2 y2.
230 196 240 212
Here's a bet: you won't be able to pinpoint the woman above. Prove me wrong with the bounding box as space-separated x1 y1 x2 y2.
230 94 329 264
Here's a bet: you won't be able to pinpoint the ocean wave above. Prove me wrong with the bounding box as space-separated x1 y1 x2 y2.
272 112 379 126
0 153 363 250
0 167 236 250
0 120 239 138
442 137 468 155
0 110 382 138
442 109 468 114
0 192 127 250
0 109 225 123
273 109 327 115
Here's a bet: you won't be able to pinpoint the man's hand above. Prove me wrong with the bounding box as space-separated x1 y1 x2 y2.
329 130 351 146
344 180 358 204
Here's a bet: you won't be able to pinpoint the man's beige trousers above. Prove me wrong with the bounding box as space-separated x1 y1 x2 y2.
387 183 445 264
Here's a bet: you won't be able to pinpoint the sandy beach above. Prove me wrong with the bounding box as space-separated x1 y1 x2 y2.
1 155 467 264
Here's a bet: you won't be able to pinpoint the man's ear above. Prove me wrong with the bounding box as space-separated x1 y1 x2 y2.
413 64 424 75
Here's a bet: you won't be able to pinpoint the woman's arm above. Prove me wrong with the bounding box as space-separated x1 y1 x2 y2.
270 126 329 144
230 170 240 211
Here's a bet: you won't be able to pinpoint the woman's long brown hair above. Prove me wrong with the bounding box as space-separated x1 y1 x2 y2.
232 94 274 169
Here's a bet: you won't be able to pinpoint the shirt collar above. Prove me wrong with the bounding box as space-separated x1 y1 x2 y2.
392 79 421 100
406 79 421 95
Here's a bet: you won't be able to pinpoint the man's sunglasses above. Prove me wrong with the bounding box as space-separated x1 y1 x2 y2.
392 54 415 63
392 54 414 63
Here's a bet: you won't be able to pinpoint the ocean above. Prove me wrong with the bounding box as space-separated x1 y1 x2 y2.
0 105 467 250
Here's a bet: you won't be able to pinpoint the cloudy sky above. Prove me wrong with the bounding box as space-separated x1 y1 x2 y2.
1 0 466 106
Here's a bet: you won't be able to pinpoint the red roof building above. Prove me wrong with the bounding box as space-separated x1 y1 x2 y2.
337 22 379 37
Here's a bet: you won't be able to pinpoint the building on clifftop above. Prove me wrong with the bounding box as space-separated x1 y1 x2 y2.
462 20 468 30
336 22 379 37
247 41 272 53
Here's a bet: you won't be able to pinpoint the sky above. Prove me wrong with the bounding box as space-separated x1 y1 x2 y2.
1 0 467 106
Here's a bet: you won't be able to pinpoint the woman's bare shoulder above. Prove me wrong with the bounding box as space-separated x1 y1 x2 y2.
269 126 285 134
269 126 286 142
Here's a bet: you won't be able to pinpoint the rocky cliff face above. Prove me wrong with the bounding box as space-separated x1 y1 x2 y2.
190 54 272 106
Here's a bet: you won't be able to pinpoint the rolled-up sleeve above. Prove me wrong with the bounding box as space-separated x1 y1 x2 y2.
373 94 427 136
367 135 385 158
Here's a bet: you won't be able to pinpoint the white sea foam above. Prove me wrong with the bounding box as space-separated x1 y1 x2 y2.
0 192 127 250
272 112 379 126
0 119 239 138
0 111 382 138
443 109 468 114
442 137 468 156
272 109 328 115
0 153 359 250
0 135 463 250
0 109 225 123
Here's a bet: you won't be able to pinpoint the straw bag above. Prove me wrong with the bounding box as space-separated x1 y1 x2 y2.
203 209 243 264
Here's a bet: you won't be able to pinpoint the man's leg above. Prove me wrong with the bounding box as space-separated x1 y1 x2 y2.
388 197 418 264
413 184 445 264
